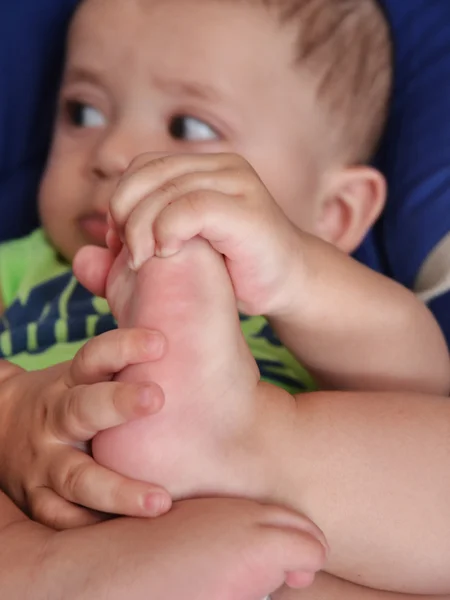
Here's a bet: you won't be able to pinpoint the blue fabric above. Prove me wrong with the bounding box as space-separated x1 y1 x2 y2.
354 0 450 347
0 0 450 345
356 1 450 284
429 291 450 341
0 0 79 241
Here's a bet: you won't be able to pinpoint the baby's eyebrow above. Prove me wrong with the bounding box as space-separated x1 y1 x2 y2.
64 65 105 87
153 76 227 105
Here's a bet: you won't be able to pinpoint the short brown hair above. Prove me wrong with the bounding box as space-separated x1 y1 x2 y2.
267 0 393 163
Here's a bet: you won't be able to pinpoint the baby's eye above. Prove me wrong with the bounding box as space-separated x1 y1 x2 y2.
169 115 219 142
66 101 107 129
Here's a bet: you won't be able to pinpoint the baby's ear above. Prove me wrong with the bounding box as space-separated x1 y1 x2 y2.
315 166 386 254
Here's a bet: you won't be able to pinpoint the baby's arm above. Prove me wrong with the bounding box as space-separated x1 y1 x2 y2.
269 234 450 396
107 152 450 396
268 232 450 394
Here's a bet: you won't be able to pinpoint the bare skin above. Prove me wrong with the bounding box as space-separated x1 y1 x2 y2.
83 236 450 595
0 489 327 599
93 237 263 499
2 0 448 595
92 238 327 597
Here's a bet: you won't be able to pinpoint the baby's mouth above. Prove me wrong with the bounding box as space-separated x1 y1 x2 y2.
79 212 109 246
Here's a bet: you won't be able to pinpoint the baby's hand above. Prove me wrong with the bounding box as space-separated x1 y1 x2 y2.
0 328 172 530
108 152 304 317
102 498 328 599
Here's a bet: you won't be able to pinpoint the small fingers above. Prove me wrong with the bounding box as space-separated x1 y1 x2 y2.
255 504 328 587
124 171 247 269
152 189 252 262
52 380 164 442
260 525 327 589
261 505 328 552
110 152 242 230
67 328 166 386
50 447 172 518
28 486 104 530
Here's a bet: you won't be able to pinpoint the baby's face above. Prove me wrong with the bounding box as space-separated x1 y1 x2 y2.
39 0 332 261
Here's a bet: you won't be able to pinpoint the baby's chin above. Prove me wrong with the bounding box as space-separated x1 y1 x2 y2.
78 214 109 248
58 242 86 266
52 229 107 266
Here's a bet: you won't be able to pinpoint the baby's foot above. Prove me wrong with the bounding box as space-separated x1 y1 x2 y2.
92 238 260 498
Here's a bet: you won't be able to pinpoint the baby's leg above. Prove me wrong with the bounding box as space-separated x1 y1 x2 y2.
92 238 260 498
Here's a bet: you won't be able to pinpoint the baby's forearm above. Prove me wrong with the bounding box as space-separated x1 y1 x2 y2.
274 572 450 600
269 233 449 395
253 385 450 594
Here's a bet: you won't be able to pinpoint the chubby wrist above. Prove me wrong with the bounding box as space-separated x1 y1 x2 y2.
264 230 313 323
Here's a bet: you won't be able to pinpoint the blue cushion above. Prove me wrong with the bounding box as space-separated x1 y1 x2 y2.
1 0 450 345
357 0 450 283
355 0 450 346
0 0 78 241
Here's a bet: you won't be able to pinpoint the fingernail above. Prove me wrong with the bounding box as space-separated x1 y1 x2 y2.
137 388 156 411
136 385 164 414
143 493 171 516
